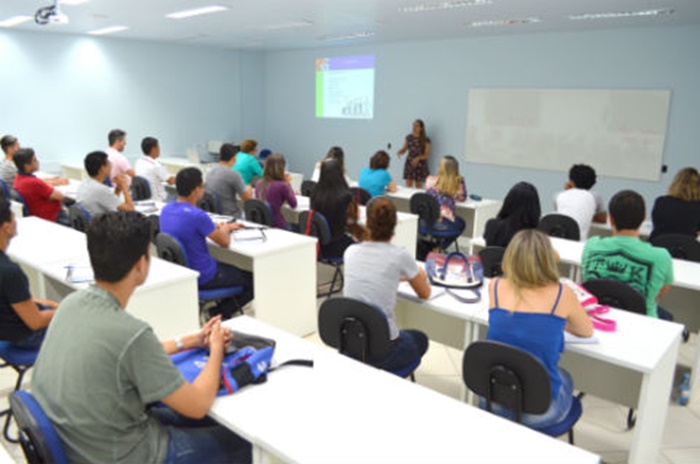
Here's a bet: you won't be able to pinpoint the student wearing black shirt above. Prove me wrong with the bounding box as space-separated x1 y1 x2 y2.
0 200 58 347
651 167 700 240
484 182 541 248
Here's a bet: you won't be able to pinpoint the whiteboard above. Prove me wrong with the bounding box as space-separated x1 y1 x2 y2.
465 89 671 181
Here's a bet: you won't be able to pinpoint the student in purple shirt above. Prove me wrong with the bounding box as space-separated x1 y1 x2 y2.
255 153 297 230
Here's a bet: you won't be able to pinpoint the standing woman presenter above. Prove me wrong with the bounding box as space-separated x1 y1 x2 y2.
398 119 431 188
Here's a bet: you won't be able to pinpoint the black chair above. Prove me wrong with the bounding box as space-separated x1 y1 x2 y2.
130 175 152 201
300 180 316 197
462 341 582 444
582 278 645 428
479 246 506 278
538 214 580 241
10 391 68 464
10 189 30 217
651 233 700 262
299 210 343 297
155 233 244 321
0 341 41 443
410 192 464 254
318 297 419 380
197 191 221 214
147 214 160 244
244 198 273 226
67 204 91 233
0 179 10 200
350 187 371 206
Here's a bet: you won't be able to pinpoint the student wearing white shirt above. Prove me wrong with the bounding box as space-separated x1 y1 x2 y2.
554 164 601 240
106 129 135 187
135 137 175 201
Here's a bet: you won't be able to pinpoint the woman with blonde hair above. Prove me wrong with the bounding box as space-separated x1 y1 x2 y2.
485 229 593 428
233 139 263 185
650 167 700 240
425 155 467 249
255 153 297 230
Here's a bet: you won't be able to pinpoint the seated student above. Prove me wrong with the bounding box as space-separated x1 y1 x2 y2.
12 148 68 224
358 150 397 198
161 167 254 318
310 158 363 258
554 164 602 239
135 137 175 201
650 167 700 240
485 229 593 427
425 156 467 249
254 153 296 230
311 146 353 185
205 143 252 218
106 129 135 187
484 182 541 248
0 200 58 348
582 190 674 320
77 151 134 217
233 139 263 186
31 211 251 464
1 135 20 188
344 197 430 372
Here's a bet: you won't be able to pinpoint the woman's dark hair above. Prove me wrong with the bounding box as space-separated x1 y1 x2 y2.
369 150 390 170
414 119 427 153
497 182 541 228
366 196 396 241
324 146 345 173
310 158 349 213
258 153 286 198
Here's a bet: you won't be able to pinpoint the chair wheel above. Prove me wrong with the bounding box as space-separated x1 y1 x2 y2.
682 328 690 343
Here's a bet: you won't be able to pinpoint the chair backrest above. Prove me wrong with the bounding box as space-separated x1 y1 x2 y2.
462 341 551 422
318 297 393 364
538 214 580 241
349 187 371 206
147 215 160 244
10 189 30 216
67 204 91 233
298 210 333 246
300 180 317 197
197 191 220 214
244 198 273 226
651 233 700 262
155 233 189 268
410 192 440 226
582 278 647 315
10 391 68 464
479 246 506 278
130 176 152 201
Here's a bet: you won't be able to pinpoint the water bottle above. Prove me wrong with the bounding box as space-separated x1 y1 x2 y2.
677 372 691 406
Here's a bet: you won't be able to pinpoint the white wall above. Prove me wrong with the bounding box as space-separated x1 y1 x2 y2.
263 26 700 211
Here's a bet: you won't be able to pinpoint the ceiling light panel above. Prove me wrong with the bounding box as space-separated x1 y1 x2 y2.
569 9 674 21
166 5 228 20
319 31 375 41
469 17 541 27
88 25 129 35
400 0 492 13
0 15 33 27
60 0 90 5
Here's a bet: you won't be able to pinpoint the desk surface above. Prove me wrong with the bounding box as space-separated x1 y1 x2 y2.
211 316 599 464
388 186 502 209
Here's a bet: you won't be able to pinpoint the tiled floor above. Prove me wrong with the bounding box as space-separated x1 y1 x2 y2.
2 327 699 463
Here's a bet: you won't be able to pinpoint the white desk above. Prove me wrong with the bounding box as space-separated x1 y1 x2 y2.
284 195 419 258
589 220 652 241
386 186 502 239
394 282 682 464
60 163 88 181
8 217 199 340
159 157 216 176
53 178 81 200
211 316 600 464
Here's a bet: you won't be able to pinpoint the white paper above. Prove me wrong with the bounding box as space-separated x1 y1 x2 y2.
564 332 600 344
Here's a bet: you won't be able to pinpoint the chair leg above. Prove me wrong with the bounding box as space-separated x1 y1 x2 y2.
627 408 636 429
568 428 574 445
2 410 18 443
410 372 416 382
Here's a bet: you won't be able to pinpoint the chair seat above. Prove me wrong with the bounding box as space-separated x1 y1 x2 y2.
535 395 582 437
389 357 421 379
198 286 244 301
0 341 39 367
321 255 344 265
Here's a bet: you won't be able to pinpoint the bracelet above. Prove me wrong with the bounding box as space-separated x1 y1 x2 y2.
175 337 185 351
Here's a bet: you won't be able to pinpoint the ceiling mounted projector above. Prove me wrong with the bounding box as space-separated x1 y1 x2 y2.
35 0 69 25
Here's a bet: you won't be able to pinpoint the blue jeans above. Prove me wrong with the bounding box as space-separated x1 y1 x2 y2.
200 262 254 318
657 306 673 321
481 368 574 429
151 407 251 464
373 330 429 374
11 304 50 349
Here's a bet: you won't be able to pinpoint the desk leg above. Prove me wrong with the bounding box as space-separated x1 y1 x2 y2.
692 340 700 402
628 336 680 464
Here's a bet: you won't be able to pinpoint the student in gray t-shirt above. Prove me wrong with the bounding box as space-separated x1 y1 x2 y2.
0 135 20 187
204 143 251 217
31 211 251 464
76 151 134 217
343 196 431 374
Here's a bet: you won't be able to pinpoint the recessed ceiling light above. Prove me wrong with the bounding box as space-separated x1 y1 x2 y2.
319 31 375 42
0 15 33 27
468 17 541 27
400 0 491 13
60 0 90 5
87 25 129 35
261 20 313 31
166 6 228 20
569 8 674 21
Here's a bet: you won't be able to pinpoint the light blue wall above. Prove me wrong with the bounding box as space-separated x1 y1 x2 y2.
263 26 700 211
0 29 256 171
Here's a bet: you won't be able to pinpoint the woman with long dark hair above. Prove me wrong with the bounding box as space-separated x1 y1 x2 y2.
484 181 541 247
397 119 431 188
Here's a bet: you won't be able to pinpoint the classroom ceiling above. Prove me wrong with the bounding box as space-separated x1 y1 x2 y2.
1 0 699 50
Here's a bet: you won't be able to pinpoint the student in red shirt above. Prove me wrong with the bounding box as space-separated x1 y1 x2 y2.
13 148 68 224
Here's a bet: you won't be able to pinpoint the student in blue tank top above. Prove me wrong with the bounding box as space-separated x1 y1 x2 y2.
485 229 593 429
358 150 397 198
